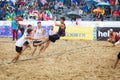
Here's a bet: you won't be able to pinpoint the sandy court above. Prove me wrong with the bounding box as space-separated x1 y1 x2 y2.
0 38 120 80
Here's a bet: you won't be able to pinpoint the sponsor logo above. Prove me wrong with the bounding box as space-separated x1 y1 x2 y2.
97 27 120 40
98 30 120 37
67 33 86 38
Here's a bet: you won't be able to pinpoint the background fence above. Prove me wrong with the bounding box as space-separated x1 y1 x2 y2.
0 21 120 41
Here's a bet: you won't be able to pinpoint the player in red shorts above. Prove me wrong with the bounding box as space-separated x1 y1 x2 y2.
108 29 119 45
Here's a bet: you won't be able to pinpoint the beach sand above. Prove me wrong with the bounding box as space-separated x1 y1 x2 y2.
0 38 120 80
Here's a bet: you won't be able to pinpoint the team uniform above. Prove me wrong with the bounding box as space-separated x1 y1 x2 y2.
33 28 44 47
15 34 29 53
115 35 119 42
110 32 119 42
49 24 66 42
23 28 31 46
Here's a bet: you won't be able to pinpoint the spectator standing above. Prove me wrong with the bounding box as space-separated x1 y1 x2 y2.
11 18 18 41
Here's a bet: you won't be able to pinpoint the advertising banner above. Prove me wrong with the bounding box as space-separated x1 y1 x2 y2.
0 26 51 38
54 27 94 40
97 27 120 41
0 26 12 37
0 26 94 40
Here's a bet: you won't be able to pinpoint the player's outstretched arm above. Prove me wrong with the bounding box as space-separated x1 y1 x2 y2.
54 17 64 28
26 36 42 41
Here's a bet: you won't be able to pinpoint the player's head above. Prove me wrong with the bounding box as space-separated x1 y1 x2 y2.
37 22 41 28
60 17 65 23
27 28 33 34
109 29 113 33
27 24 32 29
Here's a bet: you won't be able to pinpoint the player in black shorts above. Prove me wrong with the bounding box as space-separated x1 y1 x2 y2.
113 52 120 69
49 16 66 42
11 29 42 63
37 17 66 50
22 24 33 51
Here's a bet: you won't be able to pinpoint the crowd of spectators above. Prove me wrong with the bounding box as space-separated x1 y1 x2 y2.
0 0 120 21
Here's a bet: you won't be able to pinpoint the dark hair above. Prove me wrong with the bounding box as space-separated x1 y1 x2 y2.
27 24 32 27
37 21 41 24
27 29 32 34
60 17 65 21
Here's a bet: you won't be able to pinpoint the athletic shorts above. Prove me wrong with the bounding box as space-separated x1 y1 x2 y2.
117 52 120 59
49 34 60 43
33 40 42 47
16 46 22 53
23 41 29 46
